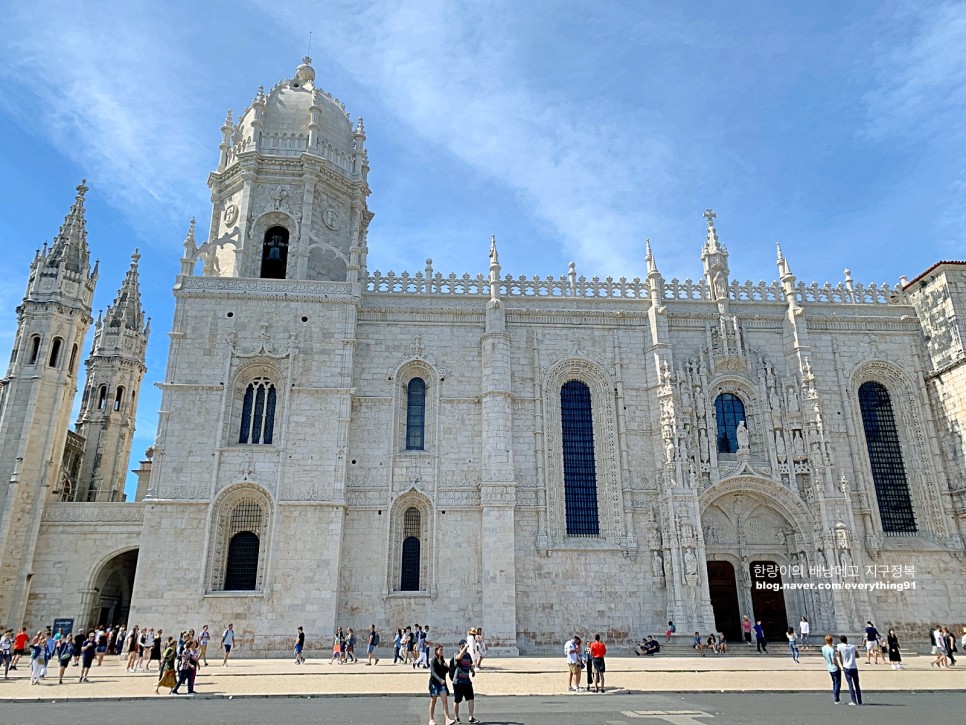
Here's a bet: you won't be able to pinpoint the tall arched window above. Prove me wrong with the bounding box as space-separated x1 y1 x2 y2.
97 385 108 410
113 386 125 412
400 507 421 591
239 378 277 444
561 380 600 537
858 382 917 533
48 337 63 368
260 226 289 279
405 378 426 450
68 344 78 374
224 531 260 590
27 336 41 365
715 393 746 453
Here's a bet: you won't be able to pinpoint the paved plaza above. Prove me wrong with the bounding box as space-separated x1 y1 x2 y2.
0 652 959 703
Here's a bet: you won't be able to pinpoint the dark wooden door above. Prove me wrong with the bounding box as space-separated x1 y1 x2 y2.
706 561 741 642
749 561 789 641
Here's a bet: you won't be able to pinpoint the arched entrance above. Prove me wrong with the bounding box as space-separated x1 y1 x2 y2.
700 477 818 641
89 549 138 627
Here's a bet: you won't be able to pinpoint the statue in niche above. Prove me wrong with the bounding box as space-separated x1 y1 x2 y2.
652 550 664 579
684 548 698 577
665 437 676 463
769 385 780 412
793 430 806 458
699 428 709 462
736 420 750 450
787 386 800 413
688 462 698 489
680 383 691 409
775 431 788 462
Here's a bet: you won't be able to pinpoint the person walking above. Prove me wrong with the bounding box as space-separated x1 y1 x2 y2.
799 616 810 650
401 627 412 665
786 627 800 663
393 628 403 664
932 626 949 668
346 627 358 664
565 634 582 692
754 620 768 653
886 628 902 669
589 633 606 693
366 624 380 665
741 616 752 645
222 623 235 666
428 644 456 725
451 639 478 723
199 625 210 666
475 628 487 670
836 635 862 705
95 626 108 666
0 629 12 679
172 640 199 695
125 626 140 672
330 627 344 664
78 631 96 683
55 635 74 685
149 629 163 671
155 637 177 694
11 627 28 671
864 621 881 665
294 626 306 665
821 634 841 704
943 626 957 666
29 632 48 685
142 628 156 671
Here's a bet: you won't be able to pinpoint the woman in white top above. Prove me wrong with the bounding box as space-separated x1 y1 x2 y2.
799 616 810 650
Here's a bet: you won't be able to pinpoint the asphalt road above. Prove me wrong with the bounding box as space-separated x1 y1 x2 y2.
1 692 963 725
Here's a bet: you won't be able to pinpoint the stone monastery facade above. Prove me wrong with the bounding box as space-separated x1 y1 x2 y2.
1 58 965 655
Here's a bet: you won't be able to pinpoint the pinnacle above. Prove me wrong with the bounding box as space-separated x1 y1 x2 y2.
47 179 91 275
104 247 145 333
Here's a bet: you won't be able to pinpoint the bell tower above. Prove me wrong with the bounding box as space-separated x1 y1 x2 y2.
0 181 97 626
74 249 149 502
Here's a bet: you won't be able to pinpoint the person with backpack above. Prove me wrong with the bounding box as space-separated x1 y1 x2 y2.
450 639 479 723
221 623 235 666
366 625 380 665
55 635 74 685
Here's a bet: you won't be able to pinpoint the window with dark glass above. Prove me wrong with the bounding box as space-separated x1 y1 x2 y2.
858 381 917 533
239 378 277 444
68 344 78 374
113 386 125 412
27 336 40 365
400 507 421 590
224 531 260 590
260 226 289 279
405 378 426 450
97 385 107 410
48 337 62 368
715 393 746 453
560 380 600 536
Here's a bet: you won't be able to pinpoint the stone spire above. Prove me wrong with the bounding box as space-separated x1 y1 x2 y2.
645 238 659 276
488 235 501 303
700 209 730 304
104 248 146 333
46 180 91 275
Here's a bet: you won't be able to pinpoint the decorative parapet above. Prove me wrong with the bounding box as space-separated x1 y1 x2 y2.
366 270 901 305
41 502 144 523
178 277 354 298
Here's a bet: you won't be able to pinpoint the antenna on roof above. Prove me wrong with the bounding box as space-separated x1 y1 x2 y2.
307 31 313 57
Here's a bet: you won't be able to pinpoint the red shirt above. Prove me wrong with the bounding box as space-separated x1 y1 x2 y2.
14 633 28 650
589 641 606 658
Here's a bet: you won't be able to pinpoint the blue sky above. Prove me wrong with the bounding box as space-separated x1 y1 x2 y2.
1 1 964 499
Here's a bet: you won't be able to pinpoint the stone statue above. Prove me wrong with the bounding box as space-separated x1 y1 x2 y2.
665 437 676 463
736 420 750 450
775 431 787 461
787 386 800 413
684 548 698 577
652 550 664 578
688 462 698 488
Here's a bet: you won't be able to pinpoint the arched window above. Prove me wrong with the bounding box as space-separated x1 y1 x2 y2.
239 378 277 444
113 386 125 412
48 337 63 368
260 226 289 279
858 382 917 533
224 531 260 590
68 344 78 374
400 507 421 591
27 336 41 365
560 380 600 537
405 378 426 450
715 393 746 454
97 385 108 410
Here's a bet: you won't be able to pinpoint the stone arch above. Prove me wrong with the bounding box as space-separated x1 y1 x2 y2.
226 361 284 446
392 360 439 454
708 374 764 459
247 210 298 278
87 547 139 628
306 242 349 282
849 359 945 538
700 475 816 547
206 482 274 592
542 357 624 545
387 488 433 593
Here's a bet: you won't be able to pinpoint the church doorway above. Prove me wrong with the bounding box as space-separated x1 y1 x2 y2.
749 560 788 641
706 561 741 642
90 549 138 627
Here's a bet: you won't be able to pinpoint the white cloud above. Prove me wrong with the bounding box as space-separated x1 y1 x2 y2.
0 3 212 228
251 0 676 275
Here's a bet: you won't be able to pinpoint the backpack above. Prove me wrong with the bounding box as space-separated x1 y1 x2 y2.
372 632 380 647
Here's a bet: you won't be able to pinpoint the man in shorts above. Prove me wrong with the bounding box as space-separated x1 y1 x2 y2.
451 639 479 723
11 627 28 670
864 621 881 665
222 623 235 666
294 626 305 664
198 625 210 666
589 633 606 693
366 625 379 665
565 634 582 692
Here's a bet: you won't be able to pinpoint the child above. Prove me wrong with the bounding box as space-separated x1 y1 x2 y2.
665 620 676 643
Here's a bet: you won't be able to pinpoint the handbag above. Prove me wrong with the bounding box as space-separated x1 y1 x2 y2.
159 668 177 688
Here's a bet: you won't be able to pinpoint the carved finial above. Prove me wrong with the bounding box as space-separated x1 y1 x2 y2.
776 242 784 261
844 268 852 283
703 208 716 227
76 179 88 199
131 247 141 266
224 109 233 126
645 238 659 276
355 117 365 136
489 234 499 265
